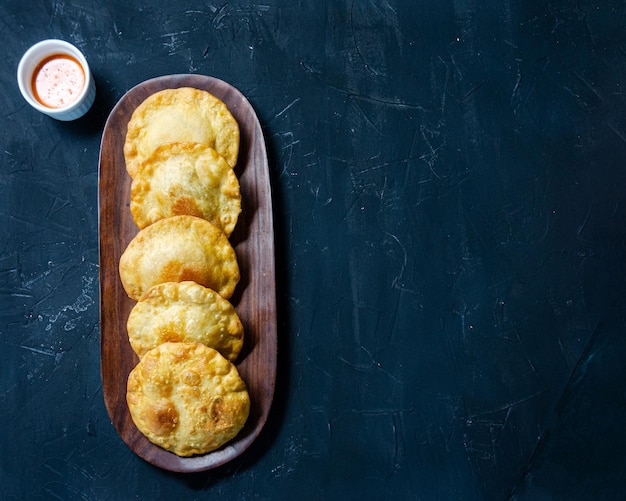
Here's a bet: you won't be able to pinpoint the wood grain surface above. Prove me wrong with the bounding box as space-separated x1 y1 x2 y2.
98 74 276 473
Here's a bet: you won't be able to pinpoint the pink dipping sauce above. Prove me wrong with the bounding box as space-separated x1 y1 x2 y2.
31 54 85 108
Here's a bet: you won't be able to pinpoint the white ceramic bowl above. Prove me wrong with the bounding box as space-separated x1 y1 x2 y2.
17 39 96 121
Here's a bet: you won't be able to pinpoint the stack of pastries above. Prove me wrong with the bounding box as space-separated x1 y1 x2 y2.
117 87 250 457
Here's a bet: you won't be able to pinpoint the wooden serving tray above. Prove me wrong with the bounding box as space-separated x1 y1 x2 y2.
98 74 276 472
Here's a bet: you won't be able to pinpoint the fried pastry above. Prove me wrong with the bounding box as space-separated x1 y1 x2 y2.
124 87 240 178
119 215 240 301
130 142 241 235
127 281 244 362
126 342 250 456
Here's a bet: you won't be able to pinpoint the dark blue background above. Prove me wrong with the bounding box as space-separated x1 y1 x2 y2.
1 1 626 499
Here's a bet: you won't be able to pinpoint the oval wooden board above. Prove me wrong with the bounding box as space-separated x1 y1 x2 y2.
98 74 276 473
